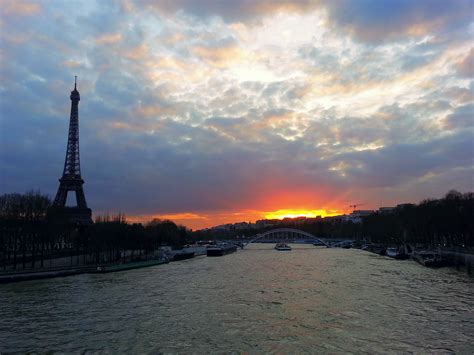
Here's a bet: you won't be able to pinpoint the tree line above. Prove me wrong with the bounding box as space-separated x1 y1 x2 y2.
362 190 473 247
0 191 191 270
1 189 472 271
193 190 473 248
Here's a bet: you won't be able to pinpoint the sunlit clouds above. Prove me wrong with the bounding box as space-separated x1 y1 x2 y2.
0 0 472 229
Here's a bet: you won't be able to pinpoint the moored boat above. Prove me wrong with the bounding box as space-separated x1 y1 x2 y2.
386 247 410 260
275 243 292 251
172 251 195 261
206 243 237 257
413 251 446 267
365 244 386 255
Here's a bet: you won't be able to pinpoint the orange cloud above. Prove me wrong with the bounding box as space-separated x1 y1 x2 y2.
152 56 190 70
123 43 149 60
95 33 123 45
250 1 319 16
126 212 209 229
162 33 185 45
192 44 245 67
107 118 167 133
135 104 176 118
2 0 41 16
119 0 135 12
136 0 320 23
1 33 30 44
62 60 83 68
126 205 347 230
457 47 474 77
159 213 207 220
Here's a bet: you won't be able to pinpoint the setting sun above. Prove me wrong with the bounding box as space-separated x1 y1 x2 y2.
264 209 343 220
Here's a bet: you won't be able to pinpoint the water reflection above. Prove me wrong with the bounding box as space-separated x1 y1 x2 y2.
1 245 473 353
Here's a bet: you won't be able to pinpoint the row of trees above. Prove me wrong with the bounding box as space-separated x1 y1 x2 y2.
1 189 472 270
363 190 473 247
0 191 191 270
193 190 473 248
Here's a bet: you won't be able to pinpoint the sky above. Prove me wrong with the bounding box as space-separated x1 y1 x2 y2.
0 0 473 229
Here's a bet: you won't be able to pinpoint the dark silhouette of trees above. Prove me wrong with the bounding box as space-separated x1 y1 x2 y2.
145 219 189 249
192 190 473 249
0 193 192 271
0 191 51 270
361 190 473 247
1 189 472 272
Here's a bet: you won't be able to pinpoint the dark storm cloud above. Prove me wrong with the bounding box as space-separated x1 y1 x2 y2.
135 0 318 22
444 104 474 130
324 0 472 43
81 118 318 214
136 0 472 44
332 130 474 188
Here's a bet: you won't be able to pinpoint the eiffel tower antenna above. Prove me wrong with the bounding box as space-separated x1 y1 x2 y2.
51 77 92 224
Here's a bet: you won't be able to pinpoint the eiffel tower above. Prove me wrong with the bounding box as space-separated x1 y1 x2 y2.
51 77 92 224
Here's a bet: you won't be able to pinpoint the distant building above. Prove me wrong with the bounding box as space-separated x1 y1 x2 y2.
323 215 344 223
352 210 374 217
306 216 322 222
345 210 375 223
378 207 395 214
212 223 233 231
256 219 277 228
396 203 415 209
234 222 250 230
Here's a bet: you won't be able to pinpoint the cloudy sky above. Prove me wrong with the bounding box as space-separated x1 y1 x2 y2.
1 0 473 229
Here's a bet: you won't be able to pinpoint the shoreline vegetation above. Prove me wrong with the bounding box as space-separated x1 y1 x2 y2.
1 190 472 282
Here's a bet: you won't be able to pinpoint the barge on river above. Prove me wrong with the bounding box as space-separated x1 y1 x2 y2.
206 243 237 257
413 251 447 267
172 251 195 261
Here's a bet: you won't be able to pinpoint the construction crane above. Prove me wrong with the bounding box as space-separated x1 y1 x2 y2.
349 203 365 210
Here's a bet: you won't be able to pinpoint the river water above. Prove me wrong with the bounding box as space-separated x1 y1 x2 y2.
1 244 473 353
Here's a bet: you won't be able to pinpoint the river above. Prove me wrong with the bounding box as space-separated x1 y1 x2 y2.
1 244 473 353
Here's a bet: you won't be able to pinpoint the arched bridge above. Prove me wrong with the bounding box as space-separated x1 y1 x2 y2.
244 228 329 247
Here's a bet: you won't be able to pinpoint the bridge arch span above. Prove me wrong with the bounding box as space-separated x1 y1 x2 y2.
245 228 329 247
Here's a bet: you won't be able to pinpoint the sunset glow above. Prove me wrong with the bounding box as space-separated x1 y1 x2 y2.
125 207 349 230
1 2 471 352
1 0 472 230
264 209 343 220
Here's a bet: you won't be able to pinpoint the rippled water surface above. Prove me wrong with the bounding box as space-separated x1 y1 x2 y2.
1 245 473 353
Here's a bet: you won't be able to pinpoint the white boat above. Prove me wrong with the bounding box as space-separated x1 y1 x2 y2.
275 243 292 251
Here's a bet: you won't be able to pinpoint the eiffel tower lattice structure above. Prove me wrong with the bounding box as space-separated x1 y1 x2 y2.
51 77 92 224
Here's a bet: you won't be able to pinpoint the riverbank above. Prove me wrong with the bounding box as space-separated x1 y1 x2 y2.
0 260 167 284
0 265 97 284
439 248 474 274
0 245 208 284
360 243 473 275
